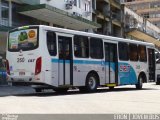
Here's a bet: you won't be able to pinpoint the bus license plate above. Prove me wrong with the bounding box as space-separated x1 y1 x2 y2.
19 72 25 76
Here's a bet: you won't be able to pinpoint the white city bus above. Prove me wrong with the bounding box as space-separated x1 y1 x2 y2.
6 25 156 92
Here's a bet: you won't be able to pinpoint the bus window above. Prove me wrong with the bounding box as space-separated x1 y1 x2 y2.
8 27 38 52
138 45 147 62
74 35 89 58
90 38 103 59
110 45 116 62
118 42 129 61
47 32 57 56
129 44 138 61
105 44 109 61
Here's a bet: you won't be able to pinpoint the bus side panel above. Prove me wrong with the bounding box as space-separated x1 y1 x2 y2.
73 62 87 86
51 59 59 87
118 61 148 85
118 62 138 85
40 31 52 86
135 62 148 82
42 30 59 87
73 60 105 86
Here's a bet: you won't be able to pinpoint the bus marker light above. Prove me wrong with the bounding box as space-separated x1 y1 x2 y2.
6 59 10 75
35 57 42 75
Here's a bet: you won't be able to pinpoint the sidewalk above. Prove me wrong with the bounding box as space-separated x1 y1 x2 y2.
0 86 35 96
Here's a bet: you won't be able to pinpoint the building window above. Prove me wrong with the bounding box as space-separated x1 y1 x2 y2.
85 3 87 11
129 44 138 61
118 42 129 61
90 38 103 59
143 13 149 18
47 32 57 56
1 0 9 26
138 45 147 62
2 6 9 19
92 0 96 10
74 35 89 58
85 3 90 12
74 0 77 6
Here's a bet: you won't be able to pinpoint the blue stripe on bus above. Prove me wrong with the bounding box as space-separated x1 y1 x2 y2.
51 59 59 63
73 60 103 65
52 59 70 63
51 59 104 65
51 58 138 85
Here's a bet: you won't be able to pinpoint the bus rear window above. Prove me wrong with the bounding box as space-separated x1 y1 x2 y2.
8 28 38 52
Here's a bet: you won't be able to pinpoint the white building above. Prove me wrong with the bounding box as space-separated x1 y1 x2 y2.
0 0 101 57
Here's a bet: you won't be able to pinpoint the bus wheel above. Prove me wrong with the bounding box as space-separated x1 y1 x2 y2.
35 88 42 93
86 73 98 92
136 75 143 89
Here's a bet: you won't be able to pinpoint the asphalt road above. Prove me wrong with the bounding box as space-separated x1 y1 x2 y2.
0 83 160 114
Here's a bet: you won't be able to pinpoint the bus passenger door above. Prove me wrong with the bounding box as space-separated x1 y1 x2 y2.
58 36 73 86
104 43 118 84
148 48 155 82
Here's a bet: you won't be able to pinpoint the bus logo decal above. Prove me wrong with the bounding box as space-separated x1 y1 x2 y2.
119 65 130 72
28 59 35 63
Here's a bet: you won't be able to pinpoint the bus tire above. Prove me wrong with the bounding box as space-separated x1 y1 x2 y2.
85 73 98 92
35 88 42 93
136 75 144 89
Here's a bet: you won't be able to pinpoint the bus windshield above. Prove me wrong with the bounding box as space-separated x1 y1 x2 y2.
8 28 38 52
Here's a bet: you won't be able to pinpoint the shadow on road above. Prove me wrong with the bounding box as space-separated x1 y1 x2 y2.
14 87 158 97
152 83 160 86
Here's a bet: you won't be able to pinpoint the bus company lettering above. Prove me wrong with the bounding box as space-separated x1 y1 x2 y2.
28 59 35 63
119 65 130 72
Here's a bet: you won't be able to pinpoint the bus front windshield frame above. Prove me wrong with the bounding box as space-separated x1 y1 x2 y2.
8 27 39 52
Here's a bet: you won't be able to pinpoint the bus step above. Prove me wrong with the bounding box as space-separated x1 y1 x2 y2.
106 83 116 87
